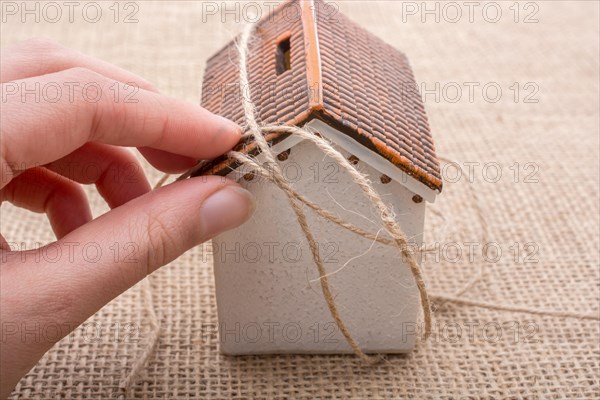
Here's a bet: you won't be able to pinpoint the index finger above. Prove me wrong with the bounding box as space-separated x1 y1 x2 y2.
1 38 156 91
0 67 241 188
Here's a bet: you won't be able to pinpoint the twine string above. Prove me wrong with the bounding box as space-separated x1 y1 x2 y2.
238 22 435 352
233 23 398 364
119 277 160 392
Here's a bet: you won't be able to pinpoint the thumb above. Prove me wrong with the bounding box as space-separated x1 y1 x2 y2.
16 176 255 327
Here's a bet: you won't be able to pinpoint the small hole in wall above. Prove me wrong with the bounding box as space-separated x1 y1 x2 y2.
380 175 391 184
277 149 291 161
348 155 359 165
412 195 423 203
243 171 255 181
276 36 291 75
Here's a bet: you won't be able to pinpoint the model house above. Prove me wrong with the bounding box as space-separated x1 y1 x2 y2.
194 0 442 354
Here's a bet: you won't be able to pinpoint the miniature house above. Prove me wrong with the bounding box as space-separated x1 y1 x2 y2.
195 0 442 354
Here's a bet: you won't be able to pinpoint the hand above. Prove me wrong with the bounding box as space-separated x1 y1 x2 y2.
0 38 255 397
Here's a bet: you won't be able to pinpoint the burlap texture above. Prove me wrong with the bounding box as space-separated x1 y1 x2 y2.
1 1 599 398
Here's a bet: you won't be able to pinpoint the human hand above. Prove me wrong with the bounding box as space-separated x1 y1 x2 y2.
0 38 255 397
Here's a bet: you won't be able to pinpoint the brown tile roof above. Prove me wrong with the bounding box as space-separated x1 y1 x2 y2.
197 0 442 192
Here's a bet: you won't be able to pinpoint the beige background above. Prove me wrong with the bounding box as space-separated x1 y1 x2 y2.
1 1 599 398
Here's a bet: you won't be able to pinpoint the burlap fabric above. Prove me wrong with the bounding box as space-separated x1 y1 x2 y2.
2 1 599 398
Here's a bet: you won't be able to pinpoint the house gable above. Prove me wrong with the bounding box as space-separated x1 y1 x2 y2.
198 0 442 194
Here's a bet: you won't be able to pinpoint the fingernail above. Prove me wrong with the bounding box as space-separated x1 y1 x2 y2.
200 186 256 238
216 114 243 136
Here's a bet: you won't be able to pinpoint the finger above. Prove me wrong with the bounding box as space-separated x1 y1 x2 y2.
0 233 10 251
137 147 199 173
0 39 203 174
1 38 156 91
45 143 151 208
0 167 92 238
1 68 242 188
10 177 255 327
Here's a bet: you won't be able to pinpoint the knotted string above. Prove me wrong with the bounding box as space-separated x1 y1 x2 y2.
225 23 432 363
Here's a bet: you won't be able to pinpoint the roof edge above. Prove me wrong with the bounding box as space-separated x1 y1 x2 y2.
301 0 323 108
307 108 443 192
191 103 443 192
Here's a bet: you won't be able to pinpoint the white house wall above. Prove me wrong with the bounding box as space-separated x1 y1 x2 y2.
211 136 427 354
